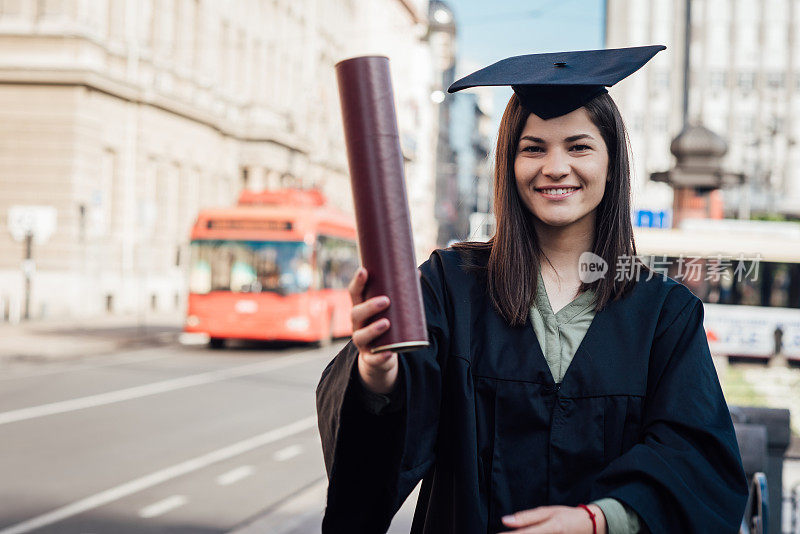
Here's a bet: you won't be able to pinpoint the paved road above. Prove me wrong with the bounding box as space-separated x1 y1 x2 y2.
0 339 414 533
3 332 798 533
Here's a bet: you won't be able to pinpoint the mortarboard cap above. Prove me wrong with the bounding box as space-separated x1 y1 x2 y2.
447 45 666 120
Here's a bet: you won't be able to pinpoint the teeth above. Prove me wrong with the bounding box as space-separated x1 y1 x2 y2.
540 187 577 195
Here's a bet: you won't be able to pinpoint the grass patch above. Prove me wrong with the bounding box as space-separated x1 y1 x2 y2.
721 366 769 407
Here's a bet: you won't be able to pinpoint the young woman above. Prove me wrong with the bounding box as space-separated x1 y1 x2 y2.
317 46 748 534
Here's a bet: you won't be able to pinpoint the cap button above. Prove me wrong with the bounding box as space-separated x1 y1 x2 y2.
553 61 567 67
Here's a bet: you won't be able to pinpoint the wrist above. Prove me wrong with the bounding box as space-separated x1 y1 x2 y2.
357 355 398 395
586 504 607 534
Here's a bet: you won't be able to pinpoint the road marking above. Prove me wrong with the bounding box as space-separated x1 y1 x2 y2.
228 478 328 534
0 348 332 426
0 415 317 534
216 465 255 486
0 350 176 382
138 495 188 518
273 444 303 462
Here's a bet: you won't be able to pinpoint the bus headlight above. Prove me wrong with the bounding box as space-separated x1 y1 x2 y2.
285 316 310 331
186 315 201 327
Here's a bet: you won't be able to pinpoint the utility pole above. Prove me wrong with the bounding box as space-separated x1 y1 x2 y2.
682 0 691 129
7 205 56 322
23 231 33 321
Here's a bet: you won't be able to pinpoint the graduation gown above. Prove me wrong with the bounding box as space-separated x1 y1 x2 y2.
316 248 748 533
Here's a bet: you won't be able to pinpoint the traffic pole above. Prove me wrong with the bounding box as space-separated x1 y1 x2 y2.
23 231 32 321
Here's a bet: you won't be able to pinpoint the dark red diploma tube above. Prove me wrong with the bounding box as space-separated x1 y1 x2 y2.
335 55 429 354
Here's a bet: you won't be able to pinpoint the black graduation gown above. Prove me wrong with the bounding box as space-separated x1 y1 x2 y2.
316 248 748 534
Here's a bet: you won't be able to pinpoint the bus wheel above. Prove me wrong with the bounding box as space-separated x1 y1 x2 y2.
209 337 226 350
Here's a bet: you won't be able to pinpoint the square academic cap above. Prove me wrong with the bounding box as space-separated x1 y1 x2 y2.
447 45 666 119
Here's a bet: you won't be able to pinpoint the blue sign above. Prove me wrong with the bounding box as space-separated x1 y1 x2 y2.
634 209 671 229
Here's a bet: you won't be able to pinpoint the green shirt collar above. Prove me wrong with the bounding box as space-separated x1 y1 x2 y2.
535 269 597 324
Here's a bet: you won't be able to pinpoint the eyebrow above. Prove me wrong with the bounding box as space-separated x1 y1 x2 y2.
520 134 595 143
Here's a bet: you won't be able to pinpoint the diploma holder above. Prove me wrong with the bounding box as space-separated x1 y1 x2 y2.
335 55 429 354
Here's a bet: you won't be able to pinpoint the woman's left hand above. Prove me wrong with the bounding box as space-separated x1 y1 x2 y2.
499 504 607 534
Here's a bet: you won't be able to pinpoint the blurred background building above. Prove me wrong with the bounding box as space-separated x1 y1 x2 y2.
450 81 494 243
0 0 451 320
427 0 459 247
606 0 800 224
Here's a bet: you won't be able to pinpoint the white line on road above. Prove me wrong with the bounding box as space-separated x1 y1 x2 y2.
0 416 318 534
216 465 255 486
273 444 303 462
0 350 176 382
229 478 328 534
138 495 188 518
0 348 330 426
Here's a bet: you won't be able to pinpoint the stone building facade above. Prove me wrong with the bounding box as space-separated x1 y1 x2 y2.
606 0 800 219
0 0 441 320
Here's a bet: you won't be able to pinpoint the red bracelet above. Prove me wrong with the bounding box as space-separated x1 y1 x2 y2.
577 504 597 534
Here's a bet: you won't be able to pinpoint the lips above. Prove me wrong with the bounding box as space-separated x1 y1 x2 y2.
535 185 581 199
534 186 581 192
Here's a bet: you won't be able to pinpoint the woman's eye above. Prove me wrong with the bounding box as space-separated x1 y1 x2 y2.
521 145 543 153
570 144 591 152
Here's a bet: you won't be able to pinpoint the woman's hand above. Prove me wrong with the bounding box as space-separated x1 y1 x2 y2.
500 504 607 534
348 267 398 395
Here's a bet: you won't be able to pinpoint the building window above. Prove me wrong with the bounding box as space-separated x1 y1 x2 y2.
237 30 246 91
107 0 123 40
172 0 181 58
709 70 727 91
767 116 783 135
654 71 670 89
767 72 785 89
101 148 116 237
632 115 645 132
737 115 756 133
318 236 359 290
146 0 156 50
737 72 755 92
0 0 23 17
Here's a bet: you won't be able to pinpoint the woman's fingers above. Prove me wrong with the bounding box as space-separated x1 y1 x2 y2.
360 349 396 370
350 296 390 330
347 267 367 306
499 506 593 534
351 317 390 354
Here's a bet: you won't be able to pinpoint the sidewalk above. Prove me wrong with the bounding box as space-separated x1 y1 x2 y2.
0 312 184 363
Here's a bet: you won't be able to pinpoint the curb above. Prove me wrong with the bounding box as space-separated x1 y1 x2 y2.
0 330 182 365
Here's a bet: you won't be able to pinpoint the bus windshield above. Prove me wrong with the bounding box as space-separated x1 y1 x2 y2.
189 240 312 295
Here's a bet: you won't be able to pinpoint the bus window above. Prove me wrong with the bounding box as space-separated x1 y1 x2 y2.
189 240 311 294
253 241 312 293
643 254 766 306
317 235 358 290
189 259 212 294
231 260 257 292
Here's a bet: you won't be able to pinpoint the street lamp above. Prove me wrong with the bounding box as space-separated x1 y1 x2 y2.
650 123 744 226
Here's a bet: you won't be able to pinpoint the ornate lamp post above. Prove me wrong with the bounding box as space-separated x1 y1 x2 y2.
650 123 744 227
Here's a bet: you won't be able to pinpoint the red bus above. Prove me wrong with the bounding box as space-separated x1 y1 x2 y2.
185 188 359 349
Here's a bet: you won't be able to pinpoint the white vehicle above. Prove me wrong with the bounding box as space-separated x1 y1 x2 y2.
634 219 800 361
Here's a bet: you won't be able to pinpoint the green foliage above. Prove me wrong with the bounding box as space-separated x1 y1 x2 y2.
721 366 768 407
750 213 791 222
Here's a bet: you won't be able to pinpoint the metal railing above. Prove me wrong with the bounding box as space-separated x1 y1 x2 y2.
784 483 799 534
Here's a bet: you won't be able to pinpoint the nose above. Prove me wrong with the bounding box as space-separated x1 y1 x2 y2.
541 149 570 180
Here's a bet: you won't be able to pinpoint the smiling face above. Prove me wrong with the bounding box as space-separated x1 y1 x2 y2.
513 107 610 229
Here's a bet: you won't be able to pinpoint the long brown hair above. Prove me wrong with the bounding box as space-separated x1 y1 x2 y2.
452 93 649 327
